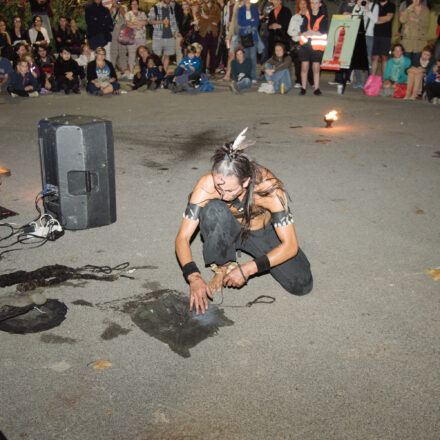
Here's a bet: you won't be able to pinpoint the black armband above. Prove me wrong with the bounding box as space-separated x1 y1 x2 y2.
254 255 271 274
271 207 294 228
183 202 202 222
182 261 200 282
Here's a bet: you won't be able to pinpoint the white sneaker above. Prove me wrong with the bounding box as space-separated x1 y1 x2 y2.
29 91 39 97
264 84 275 94
252 79 258 84
127 73 134 80
10 93 18 98
433 97 439 105
294 82 302 89
119 90 128 94
258 83 269 92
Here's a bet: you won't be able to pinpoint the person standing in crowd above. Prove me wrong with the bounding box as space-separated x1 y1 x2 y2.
237 0 260 82
0 49 13 93
125 0 147 80
196 0 221 78
267 0 292 58
54 16 70 53
29 0 53 40
425 57 440 104
222 0 241 81
298 0 327 95
7 58 39 97
215 0 228 74
86 46 120 95
259 41 292 94
109 0 128 78
9 16 28 46
54 47 81 94
28 15 50 49
399 0 430 64
148 0 178 74
85 0 114 52
258 0 274 76
68 18 86 55
372 0 395 77
404 45 434 99
351 0 379 87
170 0 184 64
230 45 252 93
288 0 310 88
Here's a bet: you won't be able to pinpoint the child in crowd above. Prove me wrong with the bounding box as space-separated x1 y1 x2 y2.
129 45 163 90
23 52 41 89
35 45 57 93
172 45 205 92
381 44 411 96
425 58 440 104
259 42 292 94
230 46 252 94
0 49 13 93
404 46 435 100
77 43 95 85
175 46 201 77
54 47 81 94
7 59 39 97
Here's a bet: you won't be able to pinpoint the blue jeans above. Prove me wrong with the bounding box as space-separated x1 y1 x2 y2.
244 46 257 81
264 64 292 92
237 77 251 90
87 81 120 94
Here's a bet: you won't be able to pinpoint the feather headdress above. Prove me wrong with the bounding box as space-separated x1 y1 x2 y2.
230 127 255 152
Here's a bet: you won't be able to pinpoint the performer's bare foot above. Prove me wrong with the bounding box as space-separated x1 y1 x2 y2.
209 266 227 291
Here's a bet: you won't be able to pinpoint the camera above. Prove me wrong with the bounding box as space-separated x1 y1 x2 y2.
361 0 367 5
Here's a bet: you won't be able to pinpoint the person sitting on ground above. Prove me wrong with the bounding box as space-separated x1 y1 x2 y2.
172 44 204 92
175 128 313 315
7 58 39 97
230 46 252 93
54 47 81 94
404 45 434 99
381 43 411 94
35 45 56 93
28 16 50 49
68 18 86 56
143 56 164 90
425 57 440 104
77 43 95 84
128 45 163 90
86 46 120 95
54 16 71 53
9 16 28 46
298 0 327 95
23 52 41 89
0 20 12 59
0 48 13 93
258 41 292 94
12 42 29 68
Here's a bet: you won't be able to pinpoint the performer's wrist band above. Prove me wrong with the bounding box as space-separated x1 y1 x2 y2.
254 255 271 274
237 263 248 284
182 262 200 282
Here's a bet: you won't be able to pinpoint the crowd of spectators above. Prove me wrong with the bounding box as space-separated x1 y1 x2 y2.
0 0 439 102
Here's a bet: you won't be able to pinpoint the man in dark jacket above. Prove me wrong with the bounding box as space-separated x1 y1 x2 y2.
268 0 292 57
85 0 114 51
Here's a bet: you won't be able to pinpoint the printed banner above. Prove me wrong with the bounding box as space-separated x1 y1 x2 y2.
322 15 361 70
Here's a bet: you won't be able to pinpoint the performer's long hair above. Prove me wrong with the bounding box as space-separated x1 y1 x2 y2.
211 142 285 241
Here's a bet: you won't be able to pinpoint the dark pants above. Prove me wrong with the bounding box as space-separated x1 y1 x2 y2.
7 86 30 97
56 76 79 92
201 32 218 74
426 82 440 101
199 199 313 295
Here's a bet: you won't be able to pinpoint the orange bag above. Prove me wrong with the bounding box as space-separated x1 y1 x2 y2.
392 83 407 98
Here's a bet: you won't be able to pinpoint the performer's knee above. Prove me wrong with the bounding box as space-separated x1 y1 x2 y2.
200 199 230 229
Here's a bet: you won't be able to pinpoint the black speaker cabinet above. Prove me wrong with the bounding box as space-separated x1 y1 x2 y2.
38 115 116 230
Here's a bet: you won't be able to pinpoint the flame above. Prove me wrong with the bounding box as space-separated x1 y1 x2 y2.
325 110 338 121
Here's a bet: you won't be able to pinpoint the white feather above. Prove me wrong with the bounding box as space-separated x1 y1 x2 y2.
232 127 248 151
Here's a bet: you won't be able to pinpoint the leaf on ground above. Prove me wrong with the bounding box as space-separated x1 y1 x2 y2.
349 155 356 159
105 410 112 415
425 269 440 281
93 360 112 370
315 139 331 143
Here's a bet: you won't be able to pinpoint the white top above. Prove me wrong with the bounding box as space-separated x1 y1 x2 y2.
288 12 307 43
77 52 95 68
28 26 50 44
126 10 147 40
351 3 379 37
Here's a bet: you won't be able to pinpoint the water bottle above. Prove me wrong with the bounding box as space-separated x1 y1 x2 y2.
281 83 285 94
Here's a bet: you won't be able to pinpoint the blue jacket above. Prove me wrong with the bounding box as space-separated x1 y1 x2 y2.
178 56 201 72
145 66 164 80
238 5 259 42
9 70 39 91
426 64 440 84
383 56 411 84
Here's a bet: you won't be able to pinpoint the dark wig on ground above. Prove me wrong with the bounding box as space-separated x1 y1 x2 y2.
211 141 286 241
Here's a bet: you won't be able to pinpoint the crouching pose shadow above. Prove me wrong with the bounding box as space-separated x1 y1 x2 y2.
175 128 313 314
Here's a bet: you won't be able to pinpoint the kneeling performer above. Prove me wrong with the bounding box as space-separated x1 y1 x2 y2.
175 128 313 314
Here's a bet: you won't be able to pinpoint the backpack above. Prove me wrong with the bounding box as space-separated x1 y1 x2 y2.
363 75 382 96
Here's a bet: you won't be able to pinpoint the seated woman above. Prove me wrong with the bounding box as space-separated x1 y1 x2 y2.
0 20 12 60
68 18 86 56
54 16 70 53
77 43 95 84
404 45 435 100
27 16 50 50
425 58 440 104
86 46 120 96
9 16 28 46
35 45 57 93
381 44 411 96
258 42 292 94
128 45 163 90
54 47 81 94
230 46 252 94
12 42 29 68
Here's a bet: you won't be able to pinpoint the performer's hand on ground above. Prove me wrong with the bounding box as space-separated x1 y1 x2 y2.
188 274 213 315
